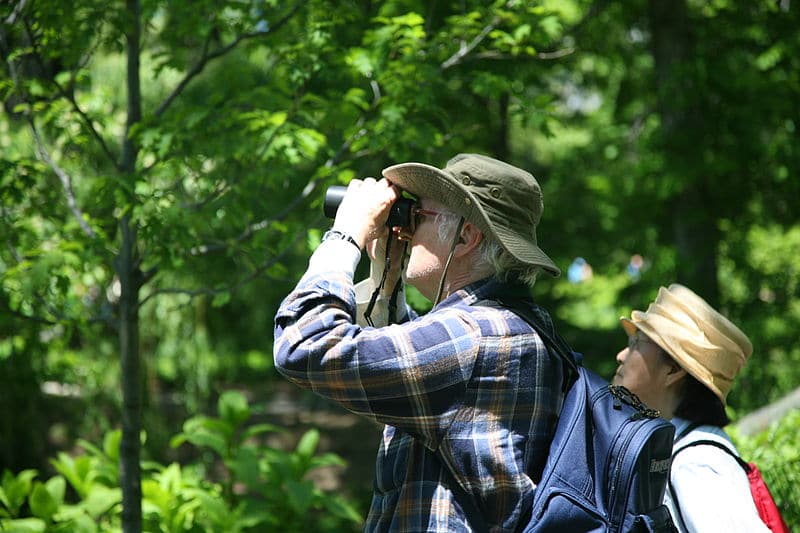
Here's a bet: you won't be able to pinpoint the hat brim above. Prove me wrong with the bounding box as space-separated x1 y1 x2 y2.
620 313 727 405
383 162 560 276
620 317 638 336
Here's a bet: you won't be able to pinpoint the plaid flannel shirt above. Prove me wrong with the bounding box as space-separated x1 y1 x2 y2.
273 249 564 532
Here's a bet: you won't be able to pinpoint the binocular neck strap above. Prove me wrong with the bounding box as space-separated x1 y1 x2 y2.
363 228 408 327
433 216 465 307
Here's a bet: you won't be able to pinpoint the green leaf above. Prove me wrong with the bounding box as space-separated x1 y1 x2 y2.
172 416 234 456
0 517 47 532
538 15 562 39
1 470 38 516
171 429 228 457
295 429 320 461
29 482 58 522
50 453 90 498
309 452 347 470
211 291 231 307
284 480 315 514
191 489 231 527
228 446 261 489
81 485 121 518
345 48 374 78
66 512 98 533
321 494 364 524
44 476 66 508
241 423 283 441
102 430 122 462
218 391 250 428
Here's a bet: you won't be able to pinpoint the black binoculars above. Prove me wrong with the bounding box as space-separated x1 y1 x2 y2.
323 185 416 228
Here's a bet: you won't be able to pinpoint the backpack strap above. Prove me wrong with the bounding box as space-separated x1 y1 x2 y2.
438 297 576 532
475 297 580 390
668 437 750 529
674 421 700 442
673 439 751 472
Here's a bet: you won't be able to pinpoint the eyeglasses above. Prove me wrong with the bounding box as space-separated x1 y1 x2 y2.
411 206 447 232
627 334 658 352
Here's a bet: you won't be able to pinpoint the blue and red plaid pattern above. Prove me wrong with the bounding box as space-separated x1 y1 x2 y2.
274 274 564 532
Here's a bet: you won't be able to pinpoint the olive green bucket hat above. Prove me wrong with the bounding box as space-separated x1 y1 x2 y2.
382 153 560 277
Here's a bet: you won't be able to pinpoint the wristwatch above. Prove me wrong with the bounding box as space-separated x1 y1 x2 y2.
322 229 360 250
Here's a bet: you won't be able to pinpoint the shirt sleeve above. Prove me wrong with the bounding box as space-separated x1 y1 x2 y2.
273 258 479 448
668 445 771 533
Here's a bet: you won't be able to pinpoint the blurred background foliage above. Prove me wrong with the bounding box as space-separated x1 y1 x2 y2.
1 0 798 530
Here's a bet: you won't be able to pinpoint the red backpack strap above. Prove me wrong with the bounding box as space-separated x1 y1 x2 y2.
671 440 790 533
742 462 792 533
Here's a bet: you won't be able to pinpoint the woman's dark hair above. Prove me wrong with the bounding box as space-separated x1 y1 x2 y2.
674 373 730 427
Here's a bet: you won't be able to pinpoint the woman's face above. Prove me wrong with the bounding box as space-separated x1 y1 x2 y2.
612 331 677 415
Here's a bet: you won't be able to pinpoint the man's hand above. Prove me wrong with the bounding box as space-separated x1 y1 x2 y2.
332 178 400 249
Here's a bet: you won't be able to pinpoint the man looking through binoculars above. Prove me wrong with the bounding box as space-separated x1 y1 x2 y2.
273 154 564 532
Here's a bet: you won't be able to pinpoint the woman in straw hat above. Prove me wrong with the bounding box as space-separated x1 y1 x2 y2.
274 154 567 531
613 284 770 533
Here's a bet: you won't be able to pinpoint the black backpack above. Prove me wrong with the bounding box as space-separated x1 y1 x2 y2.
477 299 678 532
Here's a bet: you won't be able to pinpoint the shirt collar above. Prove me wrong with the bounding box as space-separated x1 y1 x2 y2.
433 277 531 309
671 416 694 442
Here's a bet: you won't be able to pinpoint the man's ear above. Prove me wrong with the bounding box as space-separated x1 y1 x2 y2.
454 222 483 257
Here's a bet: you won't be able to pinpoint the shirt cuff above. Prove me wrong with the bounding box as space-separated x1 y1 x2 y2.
304 238 361 279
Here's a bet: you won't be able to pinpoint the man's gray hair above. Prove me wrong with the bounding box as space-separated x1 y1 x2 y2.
436 212 541 288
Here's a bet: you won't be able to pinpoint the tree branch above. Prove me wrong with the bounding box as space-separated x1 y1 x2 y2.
141 78 382 303
179 78 308 212
139 225 307 308
2 13 106 239
21 15 121 169
189 84 375 255
734 385 800 436
441 18 500 70
536 47 576 60
3 0 28 25
155 0 309 118
439 6 576 71
57 83 121 169
0 300 57 325
28 122 97 238
1 27 97 239
460 47 576 63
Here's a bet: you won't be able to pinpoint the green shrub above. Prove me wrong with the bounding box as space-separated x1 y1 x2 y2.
732 409 800 529
0 391 363 532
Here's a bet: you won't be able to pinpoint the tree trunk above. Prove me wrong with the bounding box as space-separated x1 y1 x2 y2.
648 0 720 305
735 386 800 436
116 217 142 533
117 1 143 531
492 92 510 161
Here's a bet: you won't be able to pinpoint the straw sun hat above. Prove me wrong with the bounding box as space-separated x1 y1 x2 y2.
382 153 560 277
621 284 753 404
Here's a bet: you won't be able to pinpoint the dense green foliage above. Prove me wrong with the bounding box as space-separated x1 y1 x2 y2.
733 410 800 526
0 392 362 532
1 0 799 530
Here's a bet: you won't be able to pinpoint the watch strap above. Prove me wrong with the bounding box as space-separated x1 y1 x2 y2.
322 229 360 250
